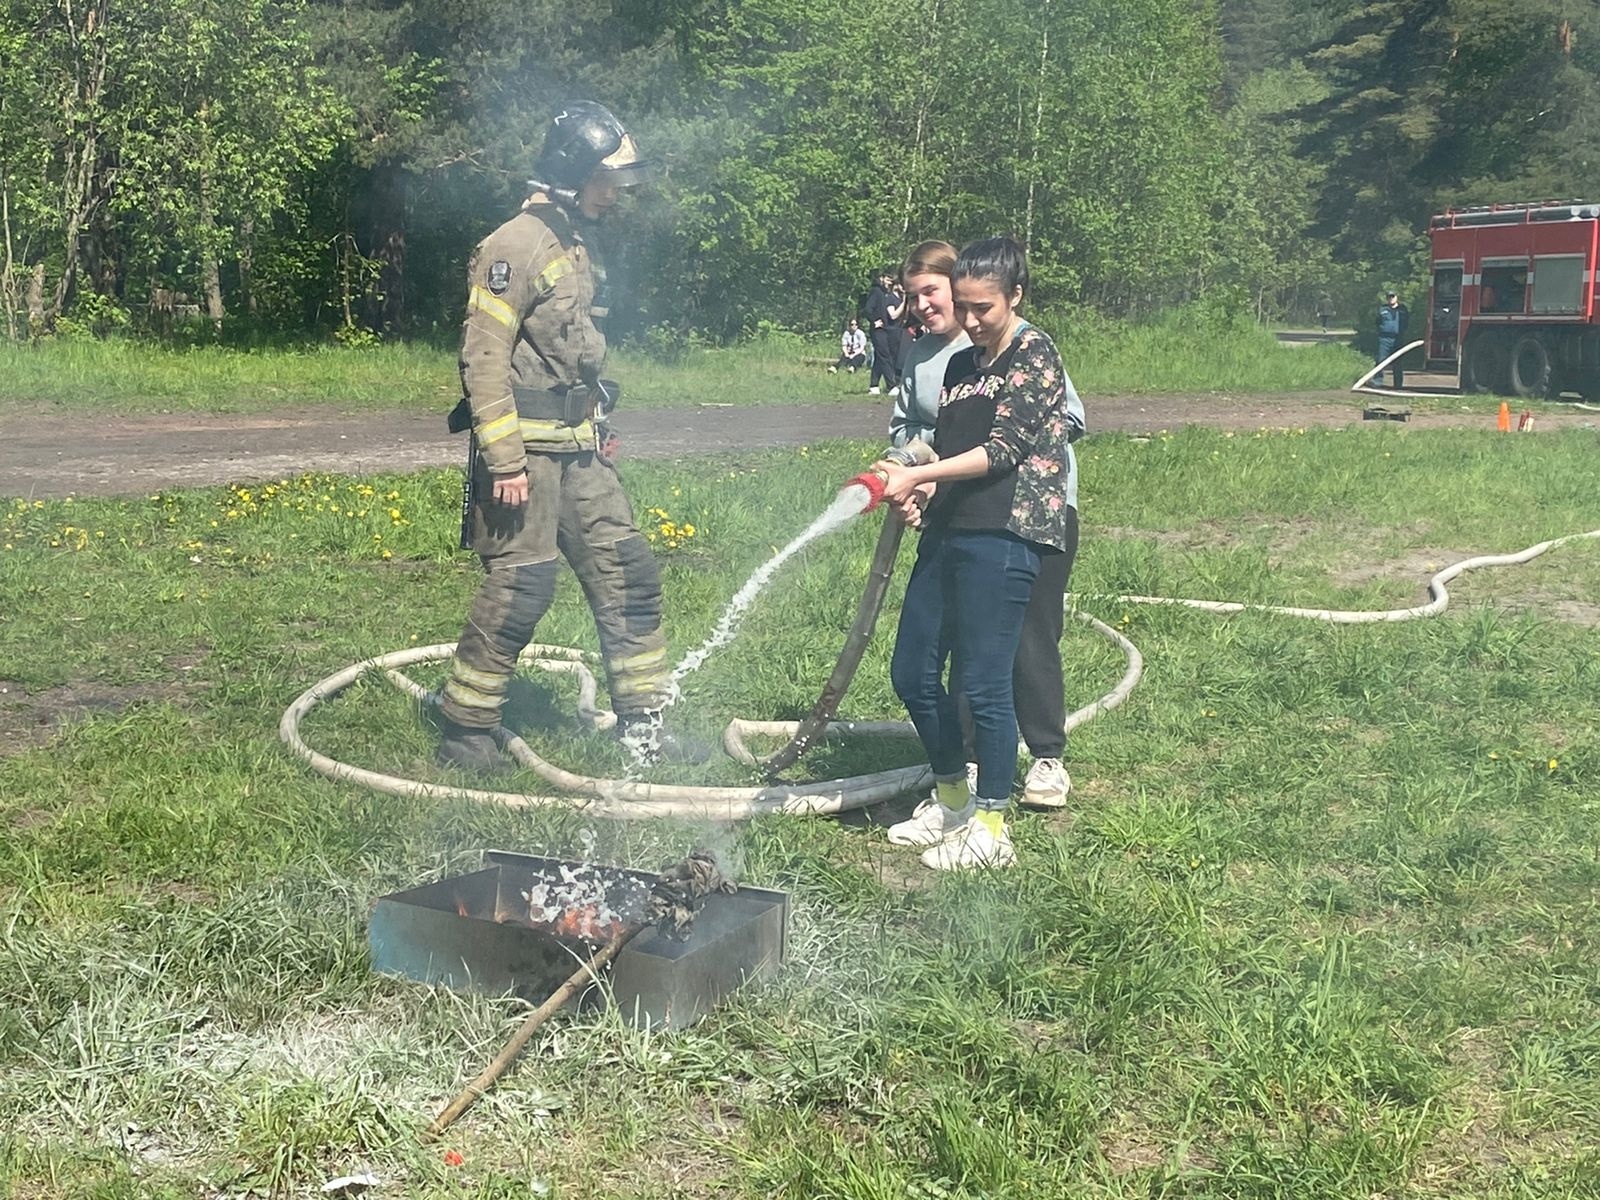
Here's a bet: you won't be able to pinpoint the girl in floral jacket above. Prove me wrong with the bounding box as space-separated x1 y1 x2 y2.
875 236 1084 870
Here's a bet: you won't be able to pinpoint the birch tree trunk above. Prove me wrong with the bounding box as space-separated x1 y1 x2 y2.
1024 14 1050 251
49 0 110 322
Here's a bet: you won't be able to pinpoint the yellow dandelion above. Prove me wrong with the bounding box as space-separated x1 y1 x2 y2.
1548 758 1559 772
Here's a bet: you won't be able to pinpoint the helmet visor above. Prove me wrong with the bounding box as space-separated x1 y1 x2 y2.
599 159 658 188
596 133 658 187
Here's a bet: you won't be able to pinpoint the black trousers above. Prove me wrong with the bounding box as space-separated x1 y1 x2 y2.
959 507 1079 760
869 329 899 388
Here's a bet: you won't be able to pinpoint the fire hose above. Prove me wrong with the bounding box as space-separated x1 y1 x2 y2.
279 519 1599 821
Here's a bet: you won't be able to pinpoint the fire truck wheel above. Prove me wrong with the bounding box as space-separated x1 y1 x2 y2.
1462 333 1508 394
1509 333 1554 400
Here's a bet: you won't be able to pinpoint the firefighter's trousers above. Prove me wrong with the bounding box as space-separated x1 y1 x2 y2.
441 449 669 730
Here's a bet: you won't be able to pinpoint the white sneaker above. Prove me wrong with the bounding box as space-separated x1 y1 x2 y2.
827 365 838 373
868 385 881 395
888 386 902 398
888 797 974 847
1021 758 1070 809
920 818 1016 871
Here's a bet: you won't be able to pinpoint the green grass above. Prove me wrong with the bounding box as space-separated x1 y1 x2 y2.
0 323 1370 416
3 428 1600 1197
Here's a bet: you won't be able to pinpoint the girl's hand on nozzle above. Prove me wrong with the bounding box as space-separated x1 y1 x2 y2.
872 461 920 506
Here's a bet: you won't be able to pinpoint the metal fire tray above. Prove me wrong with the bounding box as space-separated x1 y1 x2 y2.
368 850 788 1030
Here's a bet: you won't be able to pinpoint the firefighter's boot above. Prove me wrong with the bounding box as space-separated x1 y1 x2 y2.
436 717 510 774
616 711 709 768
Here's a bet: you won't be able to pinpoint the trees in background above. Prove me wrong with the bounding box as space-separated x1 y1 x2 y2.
1303 0 1600 293
0 0 337 334
1 0 1596 342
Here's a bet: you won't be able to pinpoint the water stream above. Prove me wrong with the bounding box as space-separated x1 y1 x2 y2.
669 482 874 690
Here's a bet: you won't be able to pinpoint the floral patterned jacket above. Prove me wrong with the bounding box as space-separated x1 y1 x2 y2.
935 323 1084 552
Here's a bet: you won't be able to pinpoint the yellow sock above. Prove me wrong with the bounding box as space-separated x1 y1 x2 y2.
935 779 969 812
972 809 1005 836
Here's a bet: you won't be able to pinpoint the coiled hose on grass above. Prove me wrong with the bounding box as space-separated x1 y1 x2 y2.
280 529 1599 820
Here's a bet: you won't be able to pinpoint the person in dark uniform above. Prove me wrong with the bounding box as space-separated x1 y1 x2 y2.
1376 290 1409 388
437 101 683 770
864 270 905 396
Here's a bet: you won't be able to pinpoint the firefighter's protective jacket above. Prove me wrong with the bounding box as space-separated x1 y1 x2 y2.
458 196 605 477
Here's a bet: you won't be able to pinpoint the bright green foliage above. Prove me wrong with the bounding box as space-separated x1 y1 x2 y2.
3 0 1600 340
0 0 341 331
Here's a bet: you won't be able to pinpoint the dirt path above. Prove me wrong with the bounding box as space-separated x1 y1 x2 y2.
1 391 1593 498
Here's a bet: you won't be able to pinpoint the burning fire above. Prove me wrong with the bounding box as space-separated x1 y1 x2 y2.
550 904 626 942
519 863 640 944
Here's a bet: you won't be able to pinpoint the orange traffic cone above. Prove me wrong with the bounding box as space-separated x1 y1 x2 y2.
1497 401 1511 432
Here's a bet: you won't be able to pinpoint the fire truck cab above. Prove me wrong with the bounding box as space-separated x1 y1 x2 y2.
1427 201 1600 400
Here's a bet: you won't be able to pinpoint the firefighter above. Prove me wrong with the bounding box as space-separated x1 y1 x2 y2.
1376 290 1409 388
436 101 681 771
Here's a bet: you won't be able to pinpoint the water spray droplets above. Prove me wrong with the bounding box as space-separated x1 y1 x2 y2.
668 483 874 690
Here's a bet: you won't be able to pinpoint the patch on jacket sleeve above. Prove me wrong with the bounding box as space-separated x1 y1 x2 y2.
486 260 512 295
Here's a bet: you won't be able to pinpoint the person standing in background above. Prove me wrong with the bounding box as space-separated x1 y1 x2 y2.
1375 290 1409 388
865 269 905 397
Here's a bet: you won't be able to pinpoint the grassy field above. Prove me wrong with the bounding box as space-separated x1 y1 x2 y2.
2 428 1599 1198
0 324 1371 416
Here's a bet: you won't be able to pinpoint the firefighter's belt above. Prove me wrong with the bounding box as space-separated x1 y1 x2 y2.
513 384 596 452
510 383 582 423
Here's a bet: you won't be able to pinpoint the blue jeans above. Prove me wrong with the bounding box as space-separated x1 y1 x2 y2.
1376 337 1403 388
890 528 1042 805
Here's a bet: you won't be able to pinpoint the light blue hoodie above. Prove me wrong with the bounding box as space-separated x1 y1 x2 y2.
889 331 971 447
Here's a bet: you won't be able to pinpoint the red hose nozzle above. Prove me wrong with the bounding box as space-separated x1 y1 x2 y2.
847 470 889 511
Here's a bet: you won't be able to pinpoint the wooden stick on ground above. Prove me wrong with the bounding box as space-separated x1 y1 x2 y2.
422 924 643 1141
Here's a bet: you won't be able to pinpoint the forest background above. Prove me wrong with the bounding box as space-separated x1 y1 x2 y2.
2 0 1597 350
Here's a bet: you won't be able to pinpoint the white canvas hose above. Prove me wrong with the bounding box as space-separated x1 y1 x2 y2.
1108 528 1600 623
279 615 1142 822
280 532 1596 820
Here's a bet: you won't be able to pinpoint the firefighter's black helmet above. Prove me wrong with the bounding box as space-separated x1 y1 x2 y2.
532 102 656 193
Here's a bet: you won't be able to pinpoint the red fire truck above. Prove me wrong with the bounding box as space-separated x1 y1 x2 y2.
1426 201 1600 399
